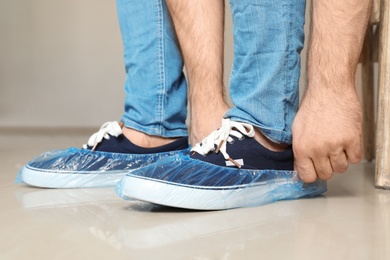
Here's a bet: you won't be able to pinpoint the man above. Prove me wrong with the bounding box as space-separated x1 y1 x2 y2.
19 0 370 210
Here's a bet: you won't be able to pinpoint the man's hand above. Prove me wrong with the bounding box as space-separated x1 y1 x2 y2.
292 86 363 183
293 0 371 183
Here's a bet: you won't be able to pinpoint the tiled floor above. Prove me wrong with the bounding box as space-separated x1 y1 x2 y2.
1 132 389 260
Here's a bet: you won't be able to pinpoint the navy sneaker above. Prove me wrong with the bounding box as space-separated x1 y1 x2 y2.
17 121 189 188
116 119 327 210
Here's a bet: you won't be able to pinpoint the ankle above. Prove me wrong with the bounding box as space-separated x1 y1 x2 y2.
122 127 180 148
190 107 229 144
253 128 290 152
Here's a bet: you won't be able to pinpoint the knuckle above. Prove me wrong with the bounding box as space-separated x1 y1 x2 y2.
316 166 334 181
293 143 306 154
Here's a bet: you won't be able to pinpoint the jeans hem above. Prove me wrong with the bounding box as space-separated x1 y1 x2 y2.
225 115 292 144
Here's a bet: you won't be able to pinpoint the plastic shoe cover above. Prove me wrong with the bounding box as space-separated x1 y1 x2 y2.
16 148 188 188
116 153 327 210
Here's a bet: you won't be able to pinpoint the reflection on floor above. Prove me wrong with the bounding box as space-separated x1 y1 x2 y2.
1 132 389 260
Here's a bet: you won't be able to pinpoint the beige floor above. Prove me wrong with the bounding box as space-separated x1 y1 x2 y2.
1 132 389 260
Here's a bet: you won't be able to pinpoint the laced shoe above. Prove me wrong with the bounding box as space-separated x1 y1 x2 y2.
116 119 327 210
17 121 189 188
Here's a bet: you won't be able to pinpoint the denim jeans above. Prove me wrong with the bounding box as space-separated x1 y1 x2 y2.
117 0 306 144
117 0 188 138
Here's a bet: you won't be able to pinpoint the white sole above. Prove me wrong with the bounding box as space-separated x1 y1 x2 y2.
117 175 301 210
21 166 130 188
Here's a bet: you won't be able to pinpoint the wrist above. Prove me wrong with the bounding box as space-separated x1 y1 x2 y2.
306 62 357 93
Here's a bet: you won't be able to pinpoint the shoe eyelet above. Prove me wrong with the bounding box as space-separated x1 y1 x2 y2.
228 139 235 145
238 136 245 141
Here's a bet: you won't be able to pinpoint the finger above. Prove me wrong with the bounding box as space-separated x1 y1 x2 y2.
294 157 317 183
329 151 349 173
345 142 363 164
312 157 334 181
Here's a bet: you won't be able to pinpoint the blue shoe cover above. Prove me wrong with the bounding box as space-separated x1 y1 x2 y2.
16 148 188 188
116 153 327 210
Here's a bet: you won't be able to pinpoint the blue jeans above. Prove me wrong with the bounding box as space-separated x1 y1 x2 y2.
117 0 188 137
117 0 306 144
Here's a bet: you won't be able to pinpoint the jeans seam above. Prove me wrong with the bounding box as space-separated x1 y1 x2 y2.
156 0 165 136
284 1 292 136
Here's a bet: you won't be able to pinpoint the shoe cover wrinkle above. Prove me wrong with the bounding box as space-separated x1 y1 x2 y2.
116 153 327 210
16 121 189 188
16 148 189 188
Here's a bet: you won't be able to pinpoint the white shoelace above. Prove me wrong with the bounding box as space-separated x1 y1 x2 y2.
82 121 123 151
191 119 255 168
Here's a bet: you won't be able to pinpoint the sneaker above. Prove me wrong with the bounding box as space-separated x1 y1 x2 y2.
17 121 189 188
116 119 327 210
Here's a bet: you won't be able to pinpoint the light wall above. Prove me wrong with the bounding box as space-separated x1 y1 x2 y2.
0 1 310 129
0 1 124 128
